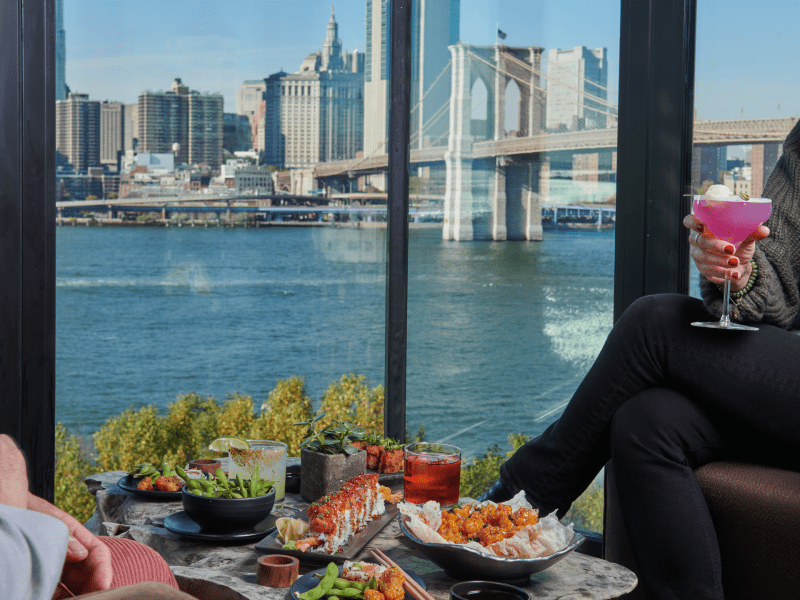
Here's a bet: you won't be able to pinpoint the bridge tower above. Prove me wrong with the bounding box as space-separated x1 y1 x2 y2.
443 42 545 241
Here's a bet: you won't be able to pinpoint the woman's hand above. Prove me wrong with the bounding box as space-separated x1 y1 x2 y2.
683 214 769 291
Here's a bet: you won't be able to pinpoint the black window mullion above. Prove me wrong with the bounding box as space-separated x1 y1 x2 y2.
614 0 696 322
384 0 412 443
0 0 56 501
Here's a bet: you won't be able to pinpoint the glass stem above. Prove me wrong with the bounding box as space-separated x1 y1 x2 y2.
720 269 732 326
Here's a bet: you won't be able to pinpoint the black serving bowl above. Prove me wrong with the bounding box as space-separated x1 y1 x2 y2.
450 581 530 600
181 486 275 533
399 514 584 585
285 464 301 494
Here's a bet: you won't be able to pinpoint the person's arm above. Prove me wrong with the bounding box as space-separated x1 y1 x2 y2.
26 493 114 594
0 493 70 600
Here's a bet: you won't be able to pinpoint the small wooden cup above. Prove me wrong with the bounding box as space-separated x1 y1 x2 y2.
257 554 300 588
187 459 222 475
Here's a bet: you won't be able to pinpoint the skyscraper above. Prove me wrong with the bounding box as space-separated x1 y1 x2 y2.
100 101 125 171
363 0 459 156
56 93 100 171
55 0 66 101
138 78 223 168
545 46 609 132
261 9 364 170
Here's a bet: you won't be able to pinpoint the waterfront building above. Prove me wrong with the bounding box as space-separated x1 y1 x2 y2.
124 103 139 154
100 101 125 172
234 164 275 194
55 0 66 101
137 78 224 169
364 0 459 158
545 46 609 131
261 9 364 170
237 79 267 137
223 113 253 153
56 93 101 171
57 167 119 201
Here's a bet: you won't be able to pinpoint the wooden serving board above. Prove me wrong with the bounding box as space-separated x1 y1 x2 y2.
254 504 398 565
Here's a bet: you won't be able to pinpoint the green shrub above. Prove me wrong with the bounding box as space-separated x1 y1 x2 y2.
54 424 96 524
319 374 384 433
250 376 313 456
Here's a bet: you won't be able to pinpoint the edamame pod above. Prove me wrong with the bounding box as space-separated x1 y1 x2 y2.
299 562 339 600
334 588 365 598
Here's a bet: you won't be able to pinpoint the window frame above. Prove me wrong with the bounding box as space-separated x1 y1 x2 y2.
1 0 697 514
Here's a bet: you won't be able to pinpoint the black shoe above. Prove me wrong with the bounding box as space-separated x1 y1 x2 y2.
477 478 514 503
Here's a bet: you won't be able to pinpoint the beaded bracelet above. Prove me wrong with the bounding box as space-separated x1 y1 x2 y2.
718 259 758 299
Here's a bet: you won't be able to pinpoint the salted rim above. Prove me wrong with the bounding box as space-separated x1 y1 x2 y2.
700 194 771 203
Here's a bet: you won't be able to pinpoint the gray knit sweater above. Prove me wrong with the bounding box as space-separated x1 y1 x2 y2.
700 119 800 330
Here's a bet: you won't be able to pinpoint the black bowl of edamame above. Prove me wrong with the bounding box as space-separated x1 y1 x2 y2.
181 484 275 533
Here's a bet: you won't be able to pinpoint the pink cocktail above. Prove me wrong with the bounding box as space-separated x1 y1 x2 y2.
691 194 772 331
692 196 772 248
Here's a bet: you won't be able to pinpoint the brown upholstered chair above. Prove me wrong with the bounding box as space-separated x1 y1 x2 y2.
604 460 800 599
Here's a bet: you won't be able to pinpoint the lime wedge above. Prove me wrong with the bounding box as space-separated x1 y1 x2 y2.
208 437 249 452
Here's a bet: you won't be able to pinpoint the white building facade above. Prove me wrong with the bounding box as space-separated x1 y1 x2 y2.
545 46 609 132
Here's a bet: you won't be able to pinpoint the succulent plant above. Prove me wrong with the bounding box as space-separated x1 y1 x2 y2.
294 413 366 455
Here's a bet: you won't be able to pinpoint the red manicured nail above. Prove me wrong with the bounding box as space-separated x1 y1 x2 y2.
732 271 740 280
697 224 705 233
724 245 735 254
728 258 739 266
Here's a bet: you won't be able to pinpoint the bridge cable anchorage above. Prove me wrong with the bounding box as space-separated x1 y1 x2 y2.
501 50 620 112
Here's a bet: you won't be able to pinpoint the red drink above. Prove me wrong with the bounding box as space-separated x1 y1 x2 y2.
403 443 461 506
692 196 772 248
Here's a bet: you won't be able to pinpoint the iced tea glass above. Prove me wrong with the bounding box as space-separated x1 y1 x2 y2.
403 442 461 506
228 440 287 509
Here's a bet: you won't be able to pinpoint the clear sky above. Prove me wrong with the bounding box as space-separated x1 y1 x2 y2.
65 0 799 124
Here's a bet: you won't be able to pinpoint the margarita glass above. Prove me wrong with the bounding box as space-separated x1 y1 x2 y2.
228 439 287 508
691 193 772 330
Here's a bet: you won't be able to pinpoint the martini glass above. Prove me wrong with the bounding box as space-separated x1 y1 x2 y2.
691 194 772 330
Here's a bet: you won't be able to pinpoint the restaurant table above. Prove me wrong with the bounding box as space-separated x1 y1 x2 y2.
84 469 637 600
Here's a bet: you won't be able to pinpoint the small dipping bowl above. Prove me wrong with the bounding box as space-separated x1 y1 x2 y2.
188 459 222 475
450 581 530 600
257 554 299 587
285 464 301 494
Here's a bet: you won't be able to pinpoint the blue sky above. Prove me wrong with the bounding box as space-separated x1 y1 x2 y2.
65 0 799 124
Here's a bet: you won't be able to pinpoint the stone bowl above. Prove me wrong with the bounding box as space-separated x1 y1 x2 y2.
181 486 275 533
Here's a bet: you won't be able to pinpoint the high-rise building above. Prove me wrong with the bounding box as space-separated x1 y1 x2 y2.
55 0 66 101
124 103 139 154
261 9 364 170
237 80 267 130
364 0 459 156
138 78 224 168
545 46 608 132
100 101 125 171
56 93 100 171
223 113 253 153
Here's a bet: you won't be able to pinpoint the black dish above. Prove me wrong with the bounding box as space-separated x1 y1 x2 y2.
399 514 584 585
290 564 426 600
117 475 182 500
450 581 530 600
182 485 275 533
163 510 279 543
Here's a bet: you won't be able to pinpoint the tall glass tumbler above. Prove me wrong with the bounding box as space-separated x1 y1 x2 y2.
228 440 288 509
403 442 461 507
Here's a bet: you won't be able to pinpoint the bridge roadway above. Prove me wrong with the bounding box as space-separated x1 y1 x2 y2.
313 117 798 178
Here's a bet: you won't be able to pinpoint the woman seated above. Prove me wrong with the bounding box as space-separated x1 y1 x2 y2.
480 119 800 600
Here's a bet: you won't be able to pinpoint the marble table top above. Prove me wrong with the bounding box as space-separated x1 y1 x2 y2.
84 470 636 600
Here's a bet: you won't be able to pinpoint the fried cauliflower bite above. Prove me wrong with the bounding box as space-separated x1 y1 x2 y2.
136 476 154 491
153 475 183 492
378 567 404 600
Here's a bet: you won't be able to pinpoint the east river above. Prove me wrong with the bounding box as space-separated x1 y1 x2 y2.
56 225 617 461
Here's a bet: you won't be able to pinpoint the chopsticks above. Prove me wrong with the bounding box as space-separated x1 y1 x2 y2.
370 548 435 600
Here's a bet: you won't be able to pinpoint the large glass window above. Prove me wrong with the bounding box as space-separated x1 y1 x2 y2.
405 0 620 531
690 1 800 298
56 1 385 496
